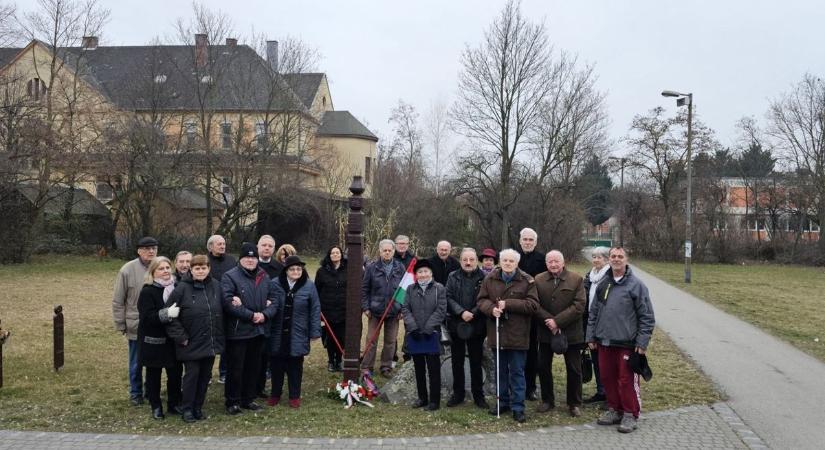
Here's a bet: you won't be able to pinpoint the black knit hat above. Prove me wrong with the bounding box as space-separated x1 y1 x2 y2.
414 258 432 273
136 236 159 248
239 242 258 259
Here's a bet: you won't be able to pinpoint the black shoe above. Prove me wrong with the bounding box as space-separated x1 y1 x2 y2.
182 410 197 423
152 407 165 420
335 361 344 372
446 396 464 407
130 395 143 406
411 399 427 408
167 405 184 415
193 409 207 421
424 403 440 411
328 362 336 372
526 390 539 401
489 405 511 416
474 397 490 409
226 405 242 415
585 393 606 403
241 402 262 411
513 410 526 423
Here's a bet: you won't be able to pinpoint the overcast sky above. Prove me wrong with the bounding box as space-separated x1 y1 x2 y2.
21 0 825 156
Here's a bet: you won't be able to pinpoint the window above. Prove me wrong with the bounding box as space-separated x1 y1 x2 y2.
26 78 47 101
255 121 268 149
322 96 327 108
364 156 372 183
184 122 197 147
96 181 113 202
221 122 232 149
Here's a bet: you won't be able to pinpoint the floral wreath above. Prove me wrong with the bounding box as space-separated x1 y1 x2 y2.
330 380 376 409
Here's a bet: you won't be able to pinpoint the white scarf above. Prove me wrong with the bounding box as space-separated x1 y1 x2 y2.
587 265 610 311
155 277 175 302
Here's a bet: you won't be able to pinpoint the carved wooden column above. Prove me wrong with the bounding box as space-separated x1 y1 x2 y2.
343 176 365 382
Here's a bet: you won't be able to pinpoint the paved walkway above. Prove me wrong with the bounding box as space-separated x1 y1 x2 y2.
0 404 746 449
634 266 825 450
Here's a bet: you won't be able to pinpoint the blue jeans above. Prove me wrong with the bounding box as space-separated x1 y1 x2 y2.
497 349 527 413
128 339 143 397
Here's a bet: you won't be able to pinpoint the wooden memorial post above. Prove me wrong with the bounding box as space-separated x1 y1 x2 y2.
343 176 365 382
53 305 64 372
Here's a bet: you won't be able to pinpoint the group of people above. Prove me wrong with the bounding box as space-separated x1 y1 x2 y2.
111 227 655 433
112 235 326 423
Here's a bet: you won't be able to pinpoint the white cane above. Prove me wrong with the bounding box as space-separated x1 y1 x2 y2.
495 314 500 419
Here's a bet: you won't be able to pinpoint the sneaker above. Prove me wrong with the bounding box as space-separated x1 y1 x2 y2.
617 415 638 433
217 375 226 384
597 408 623 425
584 393 606 403
267 396 280 407
513 410 526 423
327 362 336 372
182 410 197 423
225 405 242 415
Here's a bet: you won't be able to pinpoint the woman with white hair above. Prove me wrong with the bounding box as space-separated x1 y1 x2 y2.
583 246 611 404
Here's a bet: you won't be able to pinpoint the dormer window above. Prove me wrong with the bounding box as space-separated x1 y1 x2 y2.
322 96 326 108
26 78 47 101
154 74 167 84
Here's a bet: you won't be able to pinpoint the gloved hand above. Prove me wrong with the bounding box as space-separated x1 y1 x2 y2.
167 303 180 319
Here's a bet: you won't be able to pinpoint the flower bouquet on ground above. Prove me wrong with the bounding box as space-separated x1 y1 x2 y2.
329 379 375 409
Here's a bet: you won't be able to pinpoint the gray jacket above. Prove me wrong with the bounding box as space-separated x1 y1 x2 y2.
585 265 655 350
402 282 447 335
112 258 148 340
361 258 405 318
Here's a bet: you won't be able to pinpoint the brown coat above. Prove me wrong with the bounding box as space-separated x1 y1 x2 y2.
534 269 586 345
477 268 539 351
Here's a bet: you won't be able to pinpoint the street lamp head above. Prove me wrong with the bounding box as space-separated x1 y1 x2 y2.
661 90 683 98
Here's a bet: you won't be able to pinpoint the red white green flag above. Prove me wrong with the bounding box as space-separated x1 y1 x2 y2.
391 258 417 305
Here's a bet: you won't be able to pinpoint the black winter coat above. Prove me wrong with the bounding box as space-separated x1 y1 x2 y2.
208 253 237 283
445 268 487 337
221 266 280 340
429 255 460 286
518 249 546 277
315 259 347 324
268 271 322 357
258 258 284 279
137 283 177 368
165 275 225 361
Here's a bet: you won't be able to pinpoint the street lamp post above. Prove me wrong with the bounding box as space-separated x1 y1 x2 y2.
607 156 627 247
662 90 694 283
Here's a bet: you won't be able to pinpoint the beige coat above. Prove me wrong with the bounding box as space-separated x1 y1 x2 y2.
112 258 148 340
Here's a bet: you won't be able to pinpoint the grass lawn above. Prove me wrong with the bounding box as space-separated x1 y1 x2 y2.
636 260 825 362
0 256 719 437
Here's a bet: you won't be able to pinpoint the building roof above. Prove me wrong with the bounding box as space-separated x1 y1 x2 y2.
49 43 310 114
316 111 378 142
157 187 225 211
16 184 110 217
283 73 325 109
0 47 22 68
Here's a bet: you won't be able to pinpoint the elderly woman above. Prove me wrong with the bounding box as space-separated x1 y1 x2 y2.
315 246 347 372
137 256 182 420
402 259 447 411
276 244 297 264
268 255 321 408
165 255 225 423
583 246 611 404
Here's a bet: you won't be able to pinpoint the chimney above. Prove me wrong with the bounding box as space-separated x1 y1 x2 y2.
195 33 208 68
225 37 237 48
81 36 98 50
266 40 279 73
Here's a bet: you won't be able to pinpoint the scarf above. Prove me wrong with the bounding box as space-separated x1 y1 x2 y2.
587 265 610 311
501 270 515 284
154 277 175 301
417 279 431 290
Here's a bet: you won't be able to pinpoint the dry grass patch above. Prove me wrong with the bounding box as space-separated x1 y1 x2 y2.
0 256 718 437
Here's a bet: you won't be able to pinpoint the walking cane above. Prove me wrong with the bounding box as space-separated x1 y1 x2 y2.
495 314 500 419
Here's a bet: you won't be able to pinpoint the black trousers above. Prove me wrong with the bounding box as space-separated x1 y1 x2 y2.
270 355 304 400
224 335 265 407
449 333 485 400
144 362 182 410
537 341 583 407
181 357 214 413
255 347 270 395
324 321 345 364
525 321 538 393
412 353 441 405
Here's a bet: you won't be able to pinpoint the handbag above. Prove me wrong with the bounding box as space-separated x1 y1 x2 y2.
581 349 593 383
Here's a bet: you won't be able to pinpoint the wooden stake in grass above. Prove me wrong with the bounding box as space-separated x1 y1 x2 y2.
0 318 9 387
53 305 64 372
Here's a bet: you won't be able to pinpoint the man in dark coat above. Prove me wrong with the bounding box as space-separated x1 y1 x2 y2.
517 227 544 401
220 243 280 414
477 249 539 423
445 248 488 409
534 250 586 417
429 240 460 286
208 234 236 384
394 234 415 269
173 251 192 283
257 234 283 279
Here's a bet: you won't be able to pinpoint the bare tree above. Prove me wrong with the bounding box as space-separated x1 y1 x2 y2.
768 73 825 260
451 0 553 248
424 98 449 195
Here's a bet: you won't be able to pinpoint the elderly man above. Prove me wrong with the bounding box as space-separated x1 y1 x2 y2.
517 227 544 401
257 235 283 279
221 243 279 415
207 234 236 384
445 248 488 409
534 250 586 417
429 240 460 286
361 239 406 377
587 247 655 433
394 234 415 269
173 251 192 282
477 249 539 423
112 236 158 406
